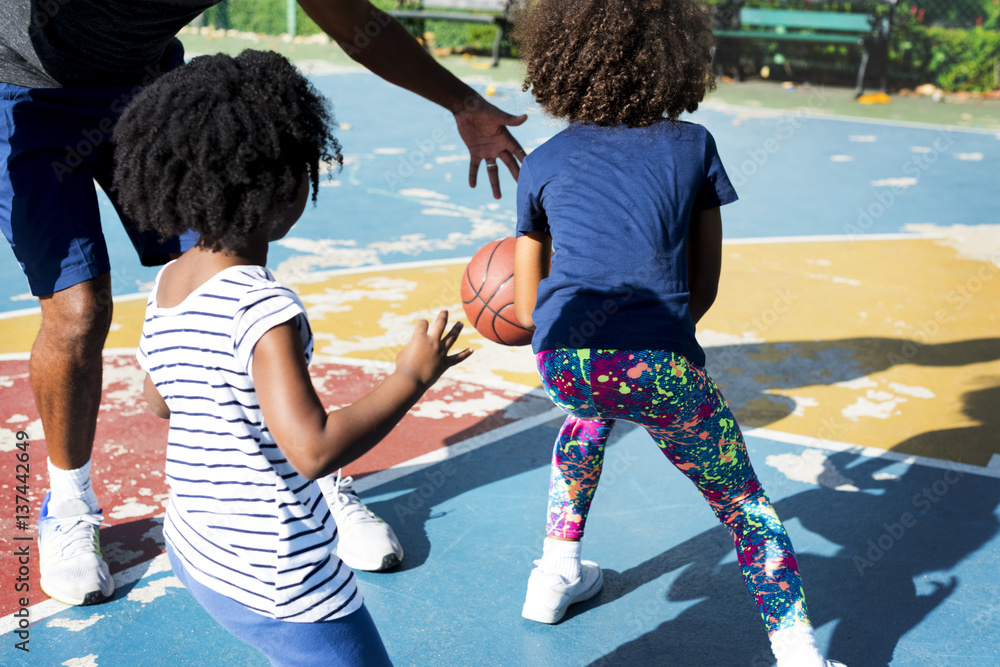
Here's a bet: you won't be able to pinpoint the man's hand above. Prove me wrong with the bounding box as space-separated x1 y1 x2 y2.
455 97 527 199
298 0 528 198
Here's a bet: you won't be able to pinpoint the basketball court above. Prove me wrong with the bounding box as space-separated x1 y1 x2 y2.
1 65 999 666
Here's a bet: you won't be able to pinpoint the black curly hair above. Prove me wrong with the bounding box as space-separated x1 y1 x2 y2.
513 0 716 127
113 49 342 252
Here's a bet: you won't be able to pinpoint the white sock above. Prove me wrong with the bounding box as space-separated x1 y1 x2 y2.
540 537 582 581
770 625 826 667
47 457 99 513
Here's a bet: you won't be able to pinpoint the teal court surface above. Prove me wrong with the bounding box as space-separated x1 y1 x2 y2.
1 66 999 666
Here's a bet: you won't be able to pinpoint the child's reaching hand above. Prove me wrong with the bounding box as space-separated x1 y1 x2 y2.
252 308 472 480
395 310 473 390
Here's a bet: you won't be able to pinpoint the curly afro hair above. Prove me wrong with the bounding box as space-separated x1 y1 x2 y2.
513 0 716 127
113 49 342 252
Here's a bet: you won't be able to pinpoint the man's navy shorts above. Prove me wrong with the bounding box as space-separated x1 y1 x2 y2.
0 81 197 297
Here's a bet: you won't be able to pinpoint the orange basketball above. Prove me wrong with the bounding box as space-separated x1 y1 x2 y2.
460 237 533 346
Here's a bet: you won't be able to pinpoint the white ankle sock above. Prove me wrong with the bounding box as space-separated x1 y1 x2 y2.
770 625 826 667
540 537 582 581
47 458 99 513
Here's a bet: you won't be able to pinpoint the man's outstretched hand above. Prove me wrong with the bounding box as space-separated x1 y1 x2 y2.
455 97 528 199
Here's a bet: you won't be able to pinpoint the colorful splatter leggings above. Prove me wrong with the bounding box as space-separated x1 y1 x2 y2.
537 348 810 634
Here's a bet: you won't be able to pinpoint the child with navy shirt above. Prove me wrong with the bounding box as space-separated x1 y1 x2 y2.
512 2 845 666
116 50 471 666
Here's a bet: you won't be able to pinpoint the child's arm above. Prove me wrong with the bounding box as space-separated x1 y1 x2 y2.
143 375 170 419
513 232 552 329
688 207 723 324
253 310 471 480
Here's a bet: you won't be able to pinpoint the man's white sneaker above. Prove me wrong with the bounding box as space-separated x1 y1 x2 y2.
323 471 403 572
522 559 603 624
38 492 115 605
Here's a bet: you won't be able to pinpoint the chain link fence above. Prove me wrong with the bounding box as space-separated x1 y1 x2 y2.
907 0 999 28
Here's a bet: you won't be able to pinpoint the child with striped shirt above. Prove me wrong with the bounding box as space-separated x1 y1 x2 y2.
116 50 471 666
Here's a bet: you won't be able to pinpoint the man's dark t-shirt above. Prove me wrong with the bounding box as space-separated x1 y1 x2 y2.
0 0 218 88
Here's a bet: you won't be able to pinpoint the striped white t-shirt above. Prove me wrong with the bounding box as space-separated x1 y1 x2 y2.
136 263 362 623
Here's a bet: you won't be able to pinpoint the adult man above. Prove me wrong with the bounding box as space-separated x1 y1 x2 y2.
0 0 526 605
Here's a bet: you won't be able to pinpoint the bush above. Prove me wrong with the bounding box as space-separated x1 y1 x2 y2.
200 0 999 92
891 14 1000 90
203 0 504 56
203 0 325 36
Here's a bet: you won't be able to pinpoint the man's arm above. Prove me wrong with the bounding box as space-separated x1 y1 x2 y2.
298 0 527 198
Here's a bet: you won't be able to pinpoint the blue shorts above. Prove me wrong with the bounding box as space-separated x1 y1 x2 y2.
167 545 393 667
0 81 197 297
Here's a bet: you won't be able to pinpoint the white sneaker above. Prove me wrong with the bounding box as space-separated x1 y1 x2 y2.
38 492 115 605
521 559 603 623
323 471 403 572
772 625 847 667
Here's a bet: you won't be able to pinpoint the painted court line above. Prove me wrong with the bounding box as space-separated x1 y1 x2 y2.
0 257 474 319
745 426 1000 479
350 406 567 495
312 353 552 399
0 405 564 635
0 232 956 320
0 553 172 636
5 410 996 635
703 99 1000 135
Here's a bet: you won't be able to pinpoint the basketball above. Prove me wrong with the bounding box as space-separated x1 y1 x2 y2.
461 237 533 346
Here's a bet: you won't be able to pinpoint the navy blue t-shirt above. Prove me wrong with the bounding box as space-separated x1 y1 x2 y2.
516 120 738 365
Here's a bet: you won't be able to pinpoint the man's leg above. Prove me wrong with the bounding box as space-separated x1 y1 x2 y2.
2 83 137 607
33 275 117 605
33 274 112 471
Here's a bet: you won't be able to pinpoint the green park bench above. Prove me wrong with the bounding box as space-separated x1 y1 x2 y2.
714 2 896 97
390 0 513 67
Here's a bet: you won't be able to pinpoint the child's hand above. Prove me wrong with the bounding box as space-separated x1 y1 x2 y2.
395 310 472 389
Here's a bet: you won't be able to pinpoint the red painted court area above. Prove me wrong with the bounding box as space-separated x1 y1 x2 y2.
0 353 538 619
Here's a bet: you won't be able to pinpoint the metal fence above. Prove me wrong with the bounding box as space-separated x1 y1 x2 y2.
199 0 997 35
196 0 997 89
907 0 999 28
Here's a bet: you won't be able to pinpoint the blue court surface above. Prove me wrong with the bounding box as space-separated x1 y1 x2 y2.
2 68 999 667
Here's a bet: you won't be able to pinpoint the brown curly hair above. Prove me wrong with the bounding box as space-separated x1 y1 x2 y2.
513 0 716 127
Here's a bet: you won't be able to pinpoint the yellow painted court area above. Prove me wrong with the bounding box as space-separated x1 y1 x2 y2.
704 236 999 467
2 234 997 467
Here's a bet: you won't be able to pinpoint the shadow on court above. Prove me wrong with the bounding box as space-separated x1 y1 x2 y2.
586 449 1000 666
709 336 1000 464
355 337 1000 666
